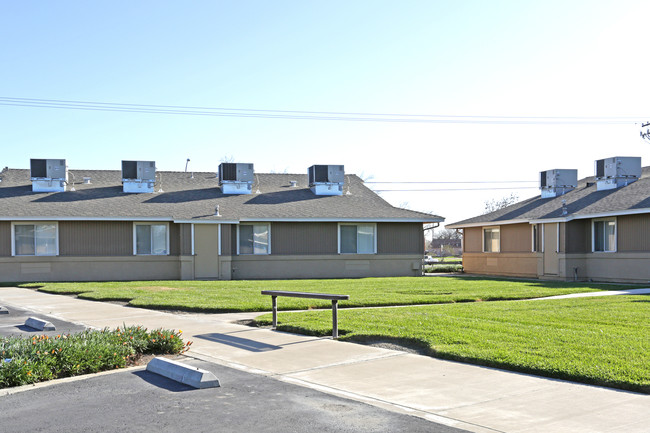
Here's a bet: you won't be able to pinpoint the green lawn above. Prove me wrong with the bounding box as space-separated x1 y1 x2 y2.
254 295 650 392
17 277 632 313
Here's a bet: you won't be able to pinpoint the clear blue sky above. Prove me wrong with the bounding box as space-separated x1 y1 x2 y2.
1 1 649 227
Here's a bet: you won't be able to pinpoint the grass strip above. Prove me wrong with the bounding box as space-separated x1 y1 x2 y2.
0 326 192 389
15 277 637 313
254 295 650 393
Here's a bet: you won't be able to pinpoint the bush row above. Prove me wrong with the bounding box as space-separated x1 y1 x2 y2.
0 326 191 389
424 264 464 273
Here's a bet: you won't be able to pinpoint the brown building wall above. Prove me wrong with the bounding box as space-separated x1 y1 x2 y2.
271 222 338 255
230 225 238 256
220 224 232 256
0 222 10 257
59 221 132 256
566 220 590 253
462 252 539 277
169 223 180 256
179 223 192 256
618 214 650 252
500 223 531 253
377 223 423 254
463 227 483 252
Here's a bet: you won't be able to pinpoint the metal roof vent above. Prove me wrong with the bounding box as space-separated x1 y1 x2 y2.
122 160 156 193
595 156 641 191
308 165 344 196
540 169 577 198
218 162 254 194
83 177 92 184
30 158 67 192
289 180 297 187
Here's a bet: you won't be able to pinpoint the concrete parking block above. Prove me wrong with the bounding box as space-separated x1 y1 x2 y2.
24 317 56 331
146 357 220 389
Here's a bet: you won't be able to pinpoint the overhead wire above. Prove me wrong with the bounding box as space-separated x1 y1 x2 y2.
0 96 644 125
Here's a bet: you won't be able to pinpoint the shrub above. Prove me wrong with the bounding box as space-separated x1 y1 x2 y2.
0 326 191 389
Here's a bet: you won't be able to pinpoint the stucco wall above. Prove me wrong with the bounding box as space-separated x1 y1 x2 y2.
230 254 422 280
462 252 539 278
0 256 181 282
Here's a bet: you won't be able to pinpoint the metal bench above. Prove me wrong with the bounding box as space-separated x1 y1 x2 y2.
260 290 350 339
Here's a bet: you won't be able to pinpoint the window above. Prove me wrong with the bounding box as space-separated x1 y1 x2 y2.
12 223 58 256
483 227 500 252
134 223 169 255
339 224 376 254
238 224 270 255
593 218 616 252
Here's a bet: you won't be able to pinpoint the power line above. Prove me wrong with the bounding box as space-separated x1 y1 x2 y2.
374 187 538 192
366 180 537 184
0 96 644 125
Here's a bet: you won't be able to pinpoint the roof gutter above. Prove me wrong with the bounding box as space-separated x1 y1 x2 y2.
447 206 650 228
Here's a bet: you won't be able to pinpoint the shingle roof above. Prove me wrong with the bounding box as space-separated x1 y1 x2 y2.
447 167 650 228
0 168 442 223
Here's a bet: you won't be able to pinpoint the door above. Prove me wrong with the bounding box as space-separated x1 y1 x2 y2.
194 225 219 279
543 223 559 275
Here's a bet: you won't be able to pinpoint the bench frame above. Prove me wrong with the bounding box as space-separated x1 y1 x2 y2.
260 290 350 339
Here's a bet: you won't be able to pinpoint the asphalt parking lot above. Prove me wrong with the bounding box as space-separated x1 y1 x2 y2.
0 304 88 338
0 356 467 433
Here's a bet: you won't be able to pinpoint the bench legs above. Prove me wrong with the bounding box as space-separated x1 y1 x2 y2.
332 300 338 339
269 296 340 339
272 296 277 328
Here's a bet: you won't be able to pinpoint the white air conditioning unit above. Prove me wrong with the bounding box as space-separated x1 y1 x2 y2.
308 165 344 196
218 163 254 194
30 158 67 192
122 160 156 193
539 169 577 198
595 156 641 191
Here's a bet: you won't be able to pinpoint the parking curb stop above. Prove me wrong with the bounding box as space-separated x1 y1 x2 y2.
25 317 55 331
146 357 221 389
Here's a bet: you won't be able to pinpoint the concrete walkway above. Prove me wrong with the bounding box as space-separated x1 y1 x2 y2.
1 287 649 433
533 287 650 300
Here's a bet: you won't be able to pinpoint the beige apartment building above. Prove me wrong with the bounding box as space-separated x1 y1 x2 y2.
0 161 442 282
448 157 650 283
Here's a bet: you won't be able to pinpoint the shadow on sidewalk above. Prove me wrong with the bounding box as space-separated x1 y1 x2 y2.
194 332 281 352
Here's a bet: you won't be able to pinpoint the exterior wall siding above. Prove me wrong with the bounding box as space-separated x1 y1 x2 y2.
59 221 132 256
566 220 590 253
179 223 192 256
500 223 531 253
377 223 423 254
618 214 650 252
463 227 483 252
0 222 10 257
169 223 181 256
220 224 232 256
271 222 338 255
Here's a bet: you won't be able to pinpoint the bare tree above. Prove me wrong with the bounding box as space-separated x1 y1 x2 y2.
433 228 462 240
483 193 519 214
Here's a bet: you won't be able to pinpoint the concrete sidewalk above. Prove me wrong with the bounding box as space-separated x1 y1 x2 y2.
1 287 649 433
